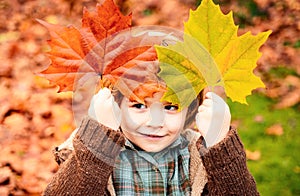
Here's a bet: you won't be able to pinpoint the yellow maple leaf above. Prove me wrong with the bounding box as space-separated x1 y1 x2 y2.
156 0 271 106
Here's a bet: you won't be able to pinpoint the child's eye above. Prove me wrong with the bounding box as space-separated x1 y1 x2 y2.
164 105 179 111
132 103 147 109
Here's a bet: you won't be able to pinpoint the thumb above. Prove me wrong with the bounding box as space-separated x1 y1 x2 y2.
94 87 112 102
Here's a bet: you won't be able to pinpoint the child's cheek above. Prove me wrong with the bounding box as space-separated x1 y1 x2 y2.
165 111 187 133
130 112 149 126
122 108 149 130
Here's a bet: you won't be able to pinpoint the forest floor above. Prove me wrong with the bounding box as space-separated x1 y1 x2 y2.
0 0 299 195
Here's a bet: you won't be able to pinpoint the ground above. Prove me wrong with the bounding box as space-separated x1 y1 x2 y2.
0 0 299 195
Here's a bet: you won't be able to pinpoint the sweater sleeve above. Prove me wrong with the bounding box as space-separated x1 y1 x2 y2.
43 116 125 196
198 127 259 196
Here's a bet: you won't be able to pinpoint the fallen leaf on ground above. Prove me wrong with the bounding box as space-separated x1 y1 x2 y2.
274 88 300 109
0 166 12 184
266 124 284 136
246 149 261 161
254 115 264 123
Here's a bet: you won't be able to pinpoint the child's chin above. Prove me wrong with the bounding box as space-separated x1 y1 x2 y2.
141 144 169 153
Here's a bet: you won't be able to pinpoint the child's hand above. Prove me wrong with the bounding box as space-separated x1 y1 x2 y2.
195 92 231 147
88 87 121 130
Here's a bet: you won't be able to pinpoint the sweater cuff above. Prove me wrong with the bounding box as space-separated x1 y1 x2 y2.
199 127 246 168
75 116 125 166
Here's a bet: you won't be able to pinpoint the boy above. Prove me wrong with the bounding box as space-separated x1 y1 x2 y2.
43 83 259 195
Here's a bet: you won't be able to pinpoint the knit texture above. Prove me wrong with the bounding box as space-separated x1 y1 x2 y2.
44 117 259 196
53 147 72 165
43 117 125 195
199 128 259 196
77 117 125 166
184 129 208 196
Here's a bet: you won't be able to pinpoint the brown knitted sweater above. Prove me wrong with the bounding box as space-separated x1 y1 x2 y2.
43 117 259 195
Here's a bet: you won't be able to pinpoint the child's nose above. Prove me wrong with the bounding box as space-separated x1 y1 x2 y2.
146 102 165 127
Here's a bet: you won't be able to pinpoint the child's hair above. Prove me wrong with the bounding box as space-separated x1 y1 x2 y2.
113 88 204 129
184 89 204 129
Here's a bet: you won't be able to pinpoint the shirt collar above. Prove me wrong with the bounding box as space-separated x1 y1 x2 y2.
122 134 189 154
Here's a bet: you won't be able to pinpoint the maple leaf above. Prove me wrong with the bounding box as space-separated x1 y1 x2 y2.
156 34 217 109
37 20 88 92
39 0 184 103
38 0 132 92
156 0 271 108
103 45 162 103
82 0 132 43
103 28 184 102
38 0 186 103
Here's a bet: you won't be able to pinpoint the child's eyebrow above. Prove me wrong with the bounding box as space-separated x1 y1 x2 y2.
129 100 142 104
127 99 145 104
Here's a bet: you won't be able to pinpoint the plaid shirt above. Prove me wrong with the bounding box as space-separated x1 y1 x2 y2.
113 135 191 196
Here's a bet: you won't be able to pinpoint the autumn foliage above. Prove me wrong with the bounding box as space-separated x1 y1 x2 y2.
39 0 271 110
38 0 132 92
0 0 299 195
38 0 169 106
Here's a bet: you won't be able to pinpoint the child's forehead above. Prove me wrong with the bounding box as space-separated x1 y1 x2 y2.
144 91 164 102
129 91 167 104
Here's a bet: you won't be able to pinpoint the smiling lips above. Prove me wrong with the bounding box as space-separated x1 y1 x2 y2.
140 133 166 138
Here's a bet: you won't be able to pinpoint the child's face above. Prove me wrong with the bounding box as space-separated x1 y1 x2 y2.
120 92 188 152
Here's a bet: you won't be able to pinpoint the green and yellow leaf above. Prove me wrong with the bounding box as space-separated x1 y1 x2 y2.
157 0 271 107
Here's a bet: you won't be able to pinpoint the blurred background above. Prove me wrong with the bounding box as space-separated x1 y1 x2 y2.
0 0 299 195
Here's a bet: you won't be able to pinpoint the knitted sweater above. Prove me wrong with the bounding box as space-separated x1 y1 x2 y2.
43 116 259 195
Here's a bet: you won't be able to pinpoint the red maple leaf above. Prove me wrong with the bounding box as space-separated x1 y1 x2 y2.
38 0 167 102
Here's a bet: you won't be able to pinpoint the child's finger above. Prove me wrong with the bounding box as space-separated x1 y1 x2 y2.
209 92 226 105
205 91 213 99
201 96 213 107
95 87 112 101
204 92 226 106
203 87 210 96
198 105 206 112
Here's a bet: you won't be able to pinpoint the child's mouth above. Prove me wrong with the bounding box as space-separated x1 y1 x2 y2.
146 134 164 138
141 133 165 138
